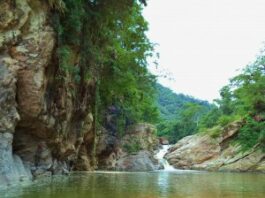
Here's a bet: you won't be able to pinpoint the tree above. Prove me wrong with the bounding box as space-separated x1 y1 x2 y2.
198 47 265 151
230 62 265 115
215 86 234 115
51 0 159 137
198 106 222 130
155 84 213 143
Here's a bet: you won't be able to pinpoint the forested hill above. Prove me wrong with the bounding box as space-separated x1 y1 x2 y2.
156 83 212 120
156 47 265 147
155 83 213 143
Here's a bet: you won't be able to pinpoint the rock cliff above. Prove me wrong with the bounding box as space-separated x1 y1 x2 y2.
97 123 160 171
0 0 160 187
0 0 96 186
165 121 265 172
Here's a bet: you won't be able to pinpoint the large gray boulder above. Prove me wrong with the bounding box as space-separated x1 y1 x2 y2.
115 151 159 171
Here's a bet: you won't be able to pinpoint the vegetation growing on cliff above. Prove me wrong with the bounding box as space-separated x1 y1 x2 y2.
49 0 159 136
156 48 265 149
47 0 264 151
198 49 265 151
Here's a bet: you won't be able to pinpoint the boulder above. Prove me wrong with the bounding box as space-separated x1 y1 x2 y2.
96 123 160 171
159 137 169 145
165 134 220 169
115 151 159 171
122 123 159 152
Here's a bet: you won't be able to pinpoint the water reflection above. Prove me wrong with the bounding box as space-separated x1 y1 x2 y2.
156 171 172 197
1 171 265 198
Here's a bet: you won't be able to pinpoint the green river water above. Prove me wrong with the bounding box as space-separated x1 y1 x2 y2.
1 170 265 198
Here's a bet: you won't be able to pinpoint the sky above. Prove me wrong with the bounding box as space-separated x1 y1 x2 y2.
143 0 265 102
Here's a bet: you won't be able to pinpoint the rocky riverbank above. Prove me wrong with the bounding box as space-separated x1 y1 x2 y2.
165 121 265 172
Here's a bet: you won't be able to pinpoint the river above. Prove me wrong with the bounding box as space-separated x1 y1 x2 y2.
1 146 265 198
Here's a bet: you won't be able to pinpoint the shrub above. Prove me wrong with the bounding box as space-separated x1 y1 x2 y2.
217 115 240 127
238 116 265 151
123 138 141 154
202 125 222 138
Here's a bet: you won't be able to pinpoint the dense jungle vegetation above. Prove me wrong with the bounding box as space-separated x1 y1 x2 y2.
48 0 264 151
48 0 159 136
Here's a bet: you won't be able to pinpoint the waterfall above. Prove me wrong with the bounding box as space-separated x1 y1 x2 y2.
155 145 175 171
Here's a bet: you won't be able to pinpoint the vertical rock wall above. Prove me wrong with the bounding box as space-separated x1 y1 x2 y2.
0 0 96 186
0 0 161 188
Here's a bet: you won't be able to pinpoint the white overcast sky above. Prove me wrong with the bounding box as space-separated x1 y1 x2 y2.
143 0 265 102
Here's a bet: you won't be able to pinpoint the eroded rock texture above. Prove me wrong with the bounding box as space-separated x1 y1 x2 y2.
165 121 265 172
0 1 162 187
0 0 96 186
97 123 160 171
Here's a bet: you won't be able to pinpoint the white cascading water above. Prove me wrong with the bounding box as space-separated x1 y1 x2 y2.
155 145 175 171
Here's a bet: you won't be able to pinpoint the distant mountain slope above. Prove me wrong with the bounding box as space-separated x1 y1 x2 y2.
155 84 213 143
156 83 211 120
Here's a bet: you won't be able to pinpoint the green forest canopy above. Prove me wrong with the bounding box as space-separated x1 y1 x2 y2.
155 84 213 143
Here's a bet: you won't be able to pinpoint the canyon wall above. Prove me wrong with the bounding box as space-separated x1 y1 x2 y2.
0 0 96 186
0 0 160 187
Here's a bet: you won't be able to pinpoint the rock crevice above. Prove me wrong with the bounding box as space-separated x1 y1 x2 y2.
0 0 160 187
0 0 96 186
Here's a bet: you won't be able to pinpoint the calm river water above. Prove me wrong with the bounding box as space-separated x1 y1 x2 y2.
1 170 265 198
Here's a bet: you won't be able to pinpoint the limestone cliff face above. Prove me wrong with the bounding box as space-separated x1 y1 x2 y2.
165 121 265 172
0 0 96 186
0 0 160 187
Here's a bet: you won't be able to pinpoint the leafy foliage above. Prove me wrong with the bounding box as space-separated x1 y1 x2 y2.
203 126 222 139
156 47 265 150
156 84 213 143
199 48 265 151
50 0 159 136
238 116 265 151
48 0 265 152
198 107 222 130
123 138 141 154
217 115 240 127
231 63 265 115
156 84 211 120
